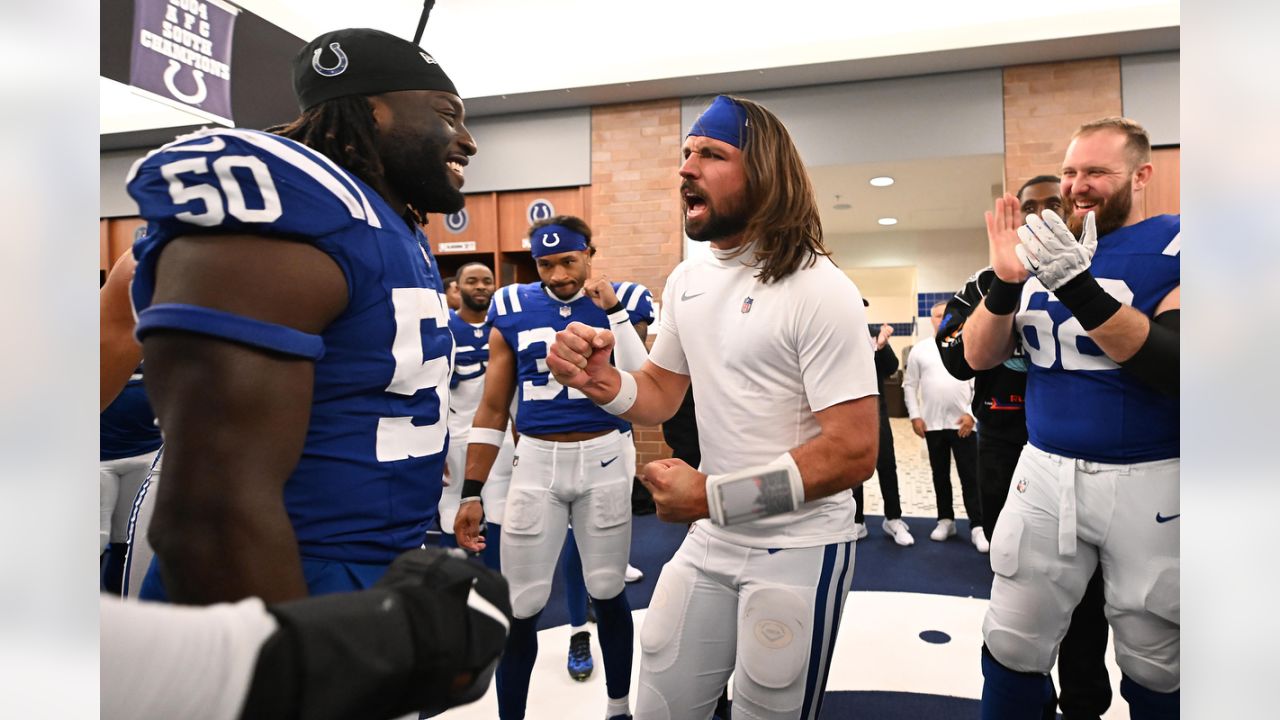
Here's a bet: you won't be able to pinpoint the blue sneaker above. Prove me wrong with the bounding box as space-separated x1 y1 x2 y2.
567 630 594 681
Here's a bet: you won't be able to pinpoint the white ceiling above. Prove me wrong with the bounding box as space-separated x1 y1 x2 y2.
811 154 1005 235
100 0 1179 134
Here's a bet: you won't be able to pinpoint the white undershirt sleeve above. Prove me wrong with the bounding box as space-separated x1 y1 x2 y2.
608 310 649 372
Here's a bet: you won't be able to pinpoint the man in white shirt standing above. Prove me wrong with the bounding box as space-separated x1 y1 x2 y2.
547 94 879 720
904 301 988 552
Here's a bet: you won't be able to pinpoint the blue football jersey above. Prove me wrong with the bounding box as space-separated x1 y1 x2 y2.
489 282 654 436
127 128 454 565
100 368 163 462
1016 214 1180 464
448 310 491 390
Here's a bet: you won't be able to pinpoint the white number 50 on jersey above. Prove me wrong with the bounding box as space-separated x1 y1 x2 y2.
1018 277 1134 371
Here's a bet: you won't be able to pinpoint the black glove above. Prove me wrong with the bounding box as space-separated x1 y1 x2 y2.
240 547 511 720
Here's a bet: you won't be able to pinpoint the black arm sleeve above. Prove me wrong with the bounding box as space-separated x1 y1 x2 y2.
935 269 990 382
874 344 899 380
1118 309 1178 397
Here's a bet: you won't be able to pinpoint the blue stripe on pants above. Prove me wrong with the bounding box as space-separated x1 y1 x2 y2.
813 542 854 719
798 543 839 719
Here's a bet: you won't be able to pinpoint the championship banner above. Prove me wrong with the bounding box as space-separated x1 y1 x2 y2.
129 0 240 126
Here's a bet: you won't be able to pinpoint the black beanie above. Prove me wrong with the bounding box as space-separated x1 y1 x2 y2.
292 28 458 111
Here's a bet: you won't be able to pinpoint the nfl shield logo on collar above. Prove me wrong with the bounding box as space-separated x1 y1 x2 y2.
741 296 754 313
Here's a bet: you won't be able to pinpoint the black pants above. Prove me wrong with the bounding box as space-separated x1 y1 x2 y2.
977 432 1025 534
853 403 903 522
924 429 981 528
977 431 1112 719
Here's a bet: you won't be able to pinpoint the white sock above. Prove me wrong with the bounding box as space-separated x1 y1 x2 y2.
605 695 630 718
571 624 587 634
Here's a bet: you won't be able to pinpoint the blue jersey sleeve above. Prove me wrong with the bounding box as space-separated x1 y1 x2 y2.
613 282 655 326
126 128 387 313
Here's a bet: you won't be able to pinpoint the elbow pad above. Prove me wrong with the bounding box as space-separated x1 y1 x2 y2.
240 548 511 720
1119 309 1179 397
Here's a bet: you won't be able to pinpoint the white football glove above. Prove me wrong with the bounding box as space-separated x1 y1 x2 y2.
1015 209 1098 291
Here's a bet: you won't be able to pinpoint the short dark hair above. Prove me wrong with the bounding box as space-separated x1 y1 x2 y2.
529 215 596 256
443 276 457 286
1017 175 1060 200
456 261 492 278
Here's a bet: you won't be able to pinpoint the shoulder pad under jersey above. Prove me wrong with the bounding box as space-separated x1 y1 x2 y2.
126 128 384 240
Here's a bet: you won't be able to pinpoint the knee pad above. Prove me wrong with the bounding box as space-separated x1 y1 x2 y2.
509 581 552 620
585 567 625 602
737 586 809 692
983 625 1053 675
639 565 693 674
1114 649 1179 695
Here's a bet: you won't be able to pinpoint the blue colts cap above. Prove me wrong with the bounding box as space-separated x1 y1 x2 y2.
687 95 748 148
530 224 589 258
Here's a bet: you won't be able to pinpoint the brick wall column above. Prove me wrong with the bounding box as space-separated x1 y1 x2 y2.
1003 58 1123 190
589 99 685 469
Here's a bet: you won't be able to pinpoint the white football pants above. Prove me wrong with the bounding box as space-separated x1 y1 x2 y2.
983 444 1180 692
501 431 633 618
635 524 855 720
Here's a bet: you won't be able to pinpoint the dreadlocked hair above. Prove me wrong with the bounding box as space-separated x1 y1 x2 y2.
721 95 830 284
271 96 403 215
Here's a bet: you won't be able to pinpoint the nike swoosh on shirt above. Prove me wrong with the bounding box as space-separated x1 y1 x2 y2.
1155 513 1180 523
601 456 618 467
680 290 706 301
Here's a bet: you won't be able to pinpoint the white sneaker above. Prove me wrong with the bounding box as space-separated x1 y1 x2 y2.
971 527 990 553
931 519 957 541
624 563 644 583
853 522 868 540
881 518 914 546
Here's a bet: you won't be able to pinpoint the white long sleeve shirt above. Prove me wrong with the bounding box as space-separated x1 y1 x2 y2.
903 338 974 431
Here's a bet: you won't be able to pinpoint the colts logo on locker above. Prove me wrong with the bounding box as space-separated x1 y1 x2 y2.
527 199 554 224
445 209 469 234
312 42 348 76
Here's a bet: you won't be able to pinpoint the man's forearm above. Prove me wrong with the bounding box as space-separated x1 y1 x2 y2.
1081 304 1151 363
581 363 686 426
962 302 1017 371
151 486 307 604
790 397 879 502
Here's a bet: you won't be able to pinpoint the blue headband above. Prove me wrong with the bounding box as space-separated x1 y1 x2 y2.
530 224 589 258
687 95 748 149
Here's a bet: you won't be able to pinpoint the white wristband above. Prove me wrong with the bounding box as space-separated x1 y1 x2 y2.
704 452 805 527
469 427 506 447
597 370 638 416
607 308 631 327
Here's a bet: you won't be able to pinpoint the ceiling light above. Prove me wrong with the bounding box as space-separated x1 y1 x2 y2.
833 194 851 210
869 176 895 187
878 217 898 226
